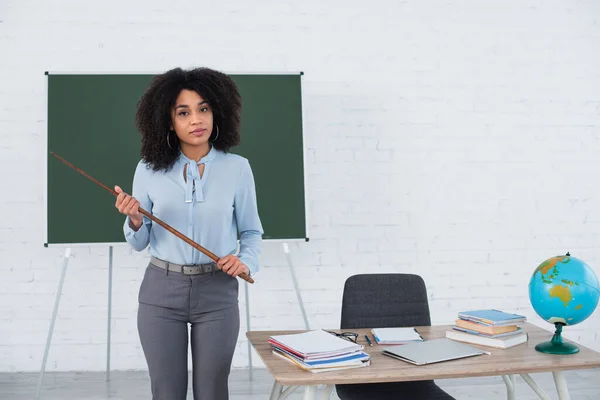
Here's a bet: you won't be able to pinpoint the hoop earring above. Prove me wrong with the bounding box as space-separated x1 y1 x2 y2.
210 125 219 142
167 130 173 149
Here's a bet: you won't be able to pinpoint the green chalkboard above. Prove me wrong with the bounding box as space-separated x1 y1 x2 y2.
46 73 306 245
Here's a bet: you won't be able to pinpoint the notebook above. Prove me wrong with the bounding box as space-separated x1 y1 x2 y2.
382 338 486 366
371 327 423 344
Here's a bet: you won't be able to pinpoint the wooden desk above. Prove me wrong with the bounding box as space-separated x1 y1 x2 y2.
247 323 600 400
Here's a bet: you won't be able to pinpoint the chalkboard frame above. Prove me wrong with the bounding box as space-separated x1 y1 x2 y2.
43 70 310 247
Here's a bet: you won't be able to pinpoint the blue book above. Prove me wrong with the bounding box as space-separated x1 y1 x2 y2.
458 309 526 326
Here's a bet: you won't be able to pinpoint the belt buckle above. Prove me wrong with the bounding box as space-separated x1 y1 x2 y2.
182 265 201 275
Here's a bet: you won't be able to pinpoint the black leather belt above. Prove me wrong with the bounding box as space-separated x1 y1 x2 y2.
150 256 217 275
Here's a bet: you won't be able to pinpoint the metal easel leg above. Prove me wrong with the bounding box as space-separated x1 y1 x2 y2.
283 243 309 330
36 248 72 400
106 246 113 381
244 280 252 380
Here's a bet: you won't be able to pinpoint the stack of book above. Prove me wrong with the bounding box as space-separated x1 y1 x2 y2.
269 329 371 373
445 309 528 349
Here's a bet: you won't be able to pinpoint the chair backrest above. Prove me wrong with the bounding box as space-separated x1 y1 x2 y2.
340 273 431 330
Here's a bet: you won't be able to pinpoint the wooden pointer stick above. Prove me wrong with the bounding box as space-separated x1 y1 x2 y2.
50 151 254 284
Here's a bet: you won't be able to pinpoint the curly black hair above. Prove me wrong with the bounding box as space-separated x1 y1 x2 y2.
135 67 242 171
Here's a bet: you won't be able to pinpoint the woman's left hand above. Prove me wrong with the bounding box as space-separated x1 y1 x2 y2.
217 255 249 277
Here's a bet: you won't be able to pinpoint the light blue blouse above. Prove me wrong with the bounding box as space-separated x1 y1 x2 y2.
122 146 263 275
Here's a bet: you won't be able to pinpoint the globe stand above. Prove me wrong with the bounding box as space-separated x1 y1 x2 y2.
535 323 579 355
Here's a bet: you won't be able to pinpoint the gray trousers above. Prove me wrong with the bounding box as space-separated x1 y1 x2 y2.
137 261 240 400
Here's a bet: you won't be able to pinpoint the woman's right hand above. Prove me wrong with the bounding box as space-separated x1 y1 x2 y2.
115 185 143 230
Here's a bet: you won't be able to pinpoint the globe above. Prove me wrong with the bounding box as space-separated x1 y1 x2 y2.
529 253 600 354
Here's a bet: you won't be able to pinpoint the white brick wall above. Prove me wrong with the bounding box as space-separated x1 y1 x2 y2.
1 0 600 372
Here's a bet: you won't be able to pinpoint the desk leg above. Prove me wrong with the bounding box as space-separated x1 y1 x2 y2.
520 373 552 400
553 371 571 400
303 386 317 400
511 375 516 398
320 384 334 399
270 381 300 400
501 375 516 400
270 381 283 400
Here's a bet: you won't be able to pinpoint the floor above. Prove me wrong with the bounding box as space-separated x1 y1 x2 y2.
2 367 600 399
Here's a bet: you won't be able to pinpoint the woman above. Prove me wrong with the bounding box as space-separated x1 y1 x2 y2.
114 67 263 400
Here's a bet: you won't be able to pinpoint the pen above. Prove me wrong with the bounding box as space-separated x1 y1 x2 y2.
365 335 373 346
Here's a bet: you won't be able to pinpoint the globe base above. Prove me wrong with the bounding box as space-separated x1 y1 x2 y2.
535 323 579 355
535 341 579 355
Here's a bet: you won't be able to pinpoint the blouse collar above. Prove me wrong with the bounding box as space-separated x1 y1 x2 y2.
178 146 217 203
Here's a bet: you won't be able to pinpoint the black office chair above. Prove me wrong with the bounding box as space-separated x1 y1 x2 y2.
335 274 456 400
